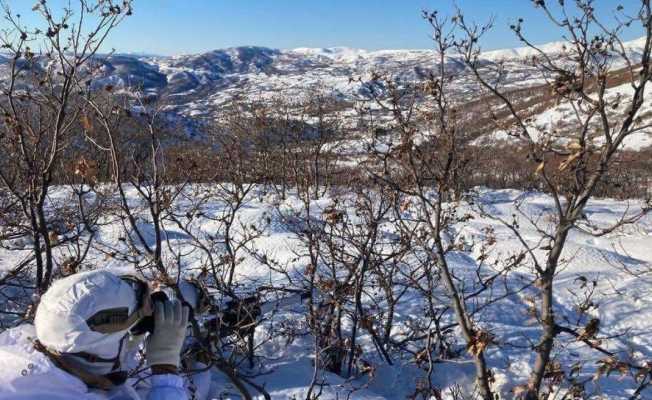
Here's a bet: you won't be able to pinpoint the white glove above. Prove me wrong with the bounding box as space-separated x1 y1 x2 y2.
146 299 189 369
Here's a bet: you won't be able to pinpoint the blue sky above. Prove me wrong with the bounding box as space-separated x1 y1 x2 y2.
5 0 647 55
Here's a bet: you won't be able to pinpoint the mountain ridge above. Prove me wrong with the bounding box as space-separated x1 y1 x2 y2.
0 36 648 144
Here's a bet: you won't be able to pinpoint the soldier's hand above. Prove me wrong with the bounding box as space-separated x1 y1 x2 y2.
145 299 189 371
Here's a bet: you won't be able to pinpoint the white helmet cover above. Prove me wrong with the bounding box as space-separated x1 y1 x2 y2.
34 270 138 359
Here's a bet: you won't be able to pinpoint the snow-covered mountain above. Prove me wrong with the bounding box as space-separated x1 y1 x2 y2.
113 37 649 114
0 37 649 146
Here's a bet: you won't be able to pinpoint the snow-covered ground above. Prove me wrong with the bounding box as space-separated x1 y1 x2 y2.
1 185 651 399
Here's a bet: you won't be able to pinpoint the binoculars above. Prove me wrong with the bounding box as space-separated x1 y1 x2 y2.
130 291 172 336
128 280 261 340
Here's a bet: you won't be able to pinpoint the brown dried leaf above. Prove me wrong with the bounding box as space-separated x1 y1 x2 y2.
578 318 600 341
80 114 93 132
467 330 495 357
558 152 581 172
74 157 98 183
566 141 582 152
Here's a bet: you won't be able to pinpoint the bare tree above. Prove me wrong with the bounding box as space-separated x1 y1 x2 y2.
450 0 652 397
0 0 132 294
351 11 515 397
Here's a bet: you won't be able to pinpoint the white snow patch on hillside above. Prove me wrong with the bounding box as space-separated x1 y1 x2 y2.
474 79 652 150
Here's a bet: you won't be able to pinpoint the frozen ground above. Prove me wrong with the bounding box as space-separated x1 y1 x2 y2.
1 186 651 399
